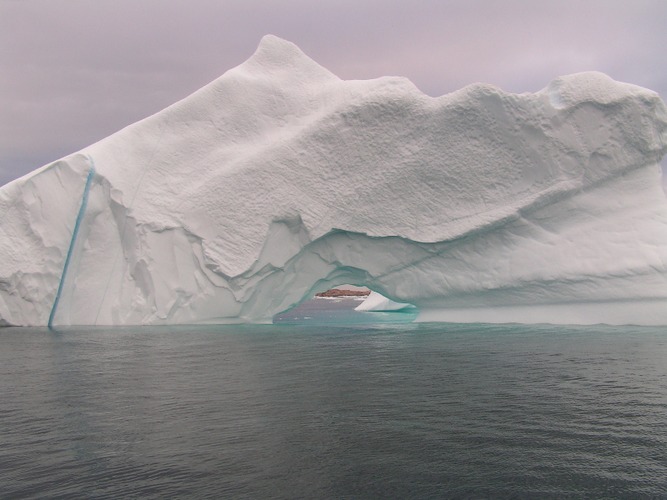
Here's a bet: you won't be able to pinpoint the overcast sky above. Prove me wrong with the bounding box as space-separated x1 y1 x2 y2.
2 0 666 186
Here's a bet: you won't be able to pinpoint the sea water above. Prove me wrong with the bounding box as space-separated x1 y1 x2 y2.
1 298 666 498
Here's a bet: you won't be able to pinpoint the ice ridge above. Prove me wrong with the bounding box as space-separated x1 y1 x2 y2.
1 35 667 326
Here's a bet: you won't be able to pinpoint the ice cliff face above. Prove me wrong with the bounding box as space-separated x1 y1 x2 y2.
2 35 667 326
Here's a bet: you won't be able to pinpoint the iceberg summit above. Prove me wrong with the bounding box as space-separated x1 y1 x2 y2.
2 35 667 327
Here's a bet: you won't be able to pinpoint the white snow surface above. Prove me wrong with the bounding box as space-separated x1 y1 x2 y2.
355 291 415 312
2 35 667 326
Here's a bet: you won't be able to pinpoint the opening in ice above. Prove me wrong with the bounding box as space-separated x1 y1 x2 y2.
272 284 418 325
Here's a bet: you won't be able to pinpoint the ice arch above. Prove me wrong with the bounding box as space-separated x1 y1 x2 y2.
1 35 667 326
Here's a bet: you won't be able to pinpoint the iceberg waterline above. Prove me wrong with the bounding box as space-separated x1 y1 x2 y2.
1 35 667 326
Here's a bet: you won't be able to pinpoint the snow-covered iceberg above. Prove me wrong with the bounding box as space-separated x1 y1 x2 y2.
355 291 415 312
1 35 667 327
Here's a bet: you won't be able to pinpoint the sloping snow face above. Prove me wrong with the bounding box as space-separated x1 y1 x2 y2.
355 291 415 312
1 35 667 327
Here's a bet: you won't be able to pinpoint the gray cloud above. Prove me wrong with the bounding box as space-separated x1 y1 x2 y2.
2 0 666 185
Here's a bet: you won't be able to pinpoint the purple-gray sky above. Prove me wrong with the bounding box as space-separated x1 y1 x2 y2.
2 0 666 186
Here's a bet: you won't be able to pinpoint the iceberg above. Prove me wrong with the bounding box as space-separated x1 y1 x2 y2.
355 291 415 312
1 35 667 327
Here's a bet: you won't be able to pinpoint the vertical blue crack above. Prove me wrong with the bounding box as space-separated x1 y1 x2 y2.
48 157 96 328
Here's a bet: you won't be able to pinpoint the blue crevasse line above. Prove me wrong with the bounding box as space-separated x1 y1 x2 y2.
48 157 96 328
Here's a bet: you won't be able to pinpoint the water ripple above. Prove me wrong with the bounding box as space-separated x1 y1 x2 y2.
1 322 666 498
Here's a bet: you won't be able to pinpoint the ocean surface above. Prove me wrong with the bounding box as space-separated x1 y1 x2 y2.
2 297 667 498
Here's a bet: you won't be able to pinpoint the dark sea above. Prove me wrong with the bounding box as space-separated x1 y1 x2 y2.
2 297 667 499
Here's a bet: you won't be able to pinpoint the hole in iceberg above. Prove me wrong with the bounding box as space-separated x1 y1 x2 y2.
272 284 418 325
